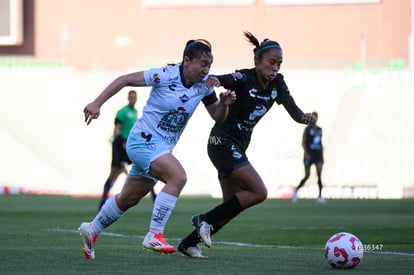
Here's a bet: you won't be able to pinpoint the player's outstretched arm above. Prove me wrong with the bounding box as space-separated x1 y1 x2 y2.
282 96 316 125
84 71 146 125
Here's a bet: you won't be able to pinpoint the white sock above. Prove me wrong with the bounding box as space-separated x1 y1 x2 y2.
91 195 124 235
149 192 177 233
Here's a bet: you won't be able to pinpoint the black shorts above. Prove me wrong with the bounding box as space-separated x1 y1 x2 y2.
111 135 132 168
304 150 324 167
207 137 249 180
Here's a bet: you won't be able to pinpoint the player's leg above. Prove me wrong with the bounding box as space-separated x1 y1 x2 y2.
183 164 267 250
292 162 311 202
315 162 323 196
149 188 157 202
315 162 325 203
202 164 266 233
141 153 187 254
178 176 243 256
80 175 154 259
98 166 125 210
98 136 128 209
297 164 311 190
179 141 264 256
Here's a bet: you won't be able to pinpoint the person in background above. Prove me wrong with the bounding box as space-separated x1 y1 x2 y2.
292 111 325 203
178 31 316 258
79 38 236 259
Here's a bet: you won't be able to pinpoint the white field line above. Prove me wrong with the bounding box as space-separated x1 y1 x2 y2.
47 227 414 257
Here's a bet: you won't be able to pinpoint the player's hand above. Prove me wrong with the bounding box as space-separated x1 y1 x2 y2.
205 76 221 88
83 102 101 125
219 90 236 106
302 113 316 125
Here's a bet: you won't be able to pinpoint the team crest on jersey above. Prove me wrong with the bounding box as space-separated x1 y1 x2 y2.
231 72 243 81
271 88 278 99
180 94 189 103
152 73 161 83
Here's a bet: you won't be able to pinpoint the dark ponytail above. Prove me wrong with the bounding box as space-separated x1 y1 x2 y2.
243 31 281 57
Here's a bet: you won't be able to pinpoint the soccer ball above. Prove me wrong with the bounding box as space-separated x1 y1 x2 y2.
325 232 364 269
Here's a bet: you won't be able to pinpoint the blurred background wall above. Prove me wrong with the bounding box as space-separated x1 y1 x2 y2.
1 0 413 198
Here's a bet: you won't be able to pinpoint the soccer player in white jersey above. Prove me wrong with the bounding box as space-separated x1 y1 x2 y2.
80 39 236 259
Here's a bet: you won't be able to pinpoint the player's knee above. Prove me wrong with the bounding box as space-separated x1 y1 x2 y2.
117 193 140 211
252 186 267 204
174 172 187 188
167 172 187 193
258 187 268 202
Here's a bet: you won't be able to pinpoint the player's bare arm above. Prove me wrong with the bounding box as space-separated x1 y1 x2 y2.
83 71 146 125
206 90 236 122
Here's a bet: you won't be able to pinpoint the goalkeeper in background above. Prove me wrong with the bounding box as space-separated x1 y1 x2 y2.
292 111 325 203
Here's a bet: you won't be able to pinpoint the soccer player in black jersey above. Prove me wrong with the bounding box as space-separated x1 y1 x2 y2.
292 111 325 203
178 31 316 258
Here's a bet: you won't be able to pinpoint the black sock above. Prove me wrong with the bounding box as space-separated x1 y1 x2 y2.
204 195 243 228
181 230 200 247
98 179 114 210
181 195 243 247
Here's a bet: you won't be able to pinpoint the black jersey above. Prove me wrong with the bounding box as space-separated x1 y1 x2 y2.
303 125 323 151
212 68 304 151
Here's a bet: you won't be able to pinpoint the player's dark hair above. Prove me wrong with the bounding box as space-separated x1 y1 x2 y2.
183 39 212 60
243 31 281 57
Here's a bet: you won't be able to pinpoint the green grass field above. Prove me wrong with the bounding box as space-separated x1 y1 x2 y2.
1 195 413 274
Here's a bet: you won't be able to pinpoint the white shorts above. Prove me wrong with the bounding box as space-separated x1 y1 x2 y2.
126 132 171 182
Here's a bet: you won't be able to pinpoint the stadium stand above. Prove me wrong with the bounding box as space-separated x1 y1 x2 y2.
0 59 413 198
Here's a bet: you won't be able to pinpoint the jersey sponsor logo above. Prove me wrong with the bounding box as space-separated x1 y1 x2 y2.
157 107 189 133
152 73 161 83
249 105 267 120
168 83 177 91
249 88 271 100
236 105 267 132
237 120 255 132
209 135 222 145
248 88 258 98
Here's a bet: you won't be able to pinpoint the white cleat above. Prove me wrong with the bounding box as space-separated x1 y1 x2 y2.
79 222 98 259
192 215 213 248
178 241 207 258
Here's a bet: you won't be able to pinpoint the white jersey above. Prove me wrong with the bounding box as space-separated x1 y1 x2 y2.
130 64 215 151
